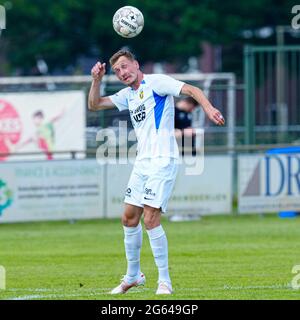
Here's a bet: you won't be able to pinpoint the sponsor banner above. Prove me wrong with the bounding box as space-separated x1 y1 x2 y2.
238 153 300 213
0 160 104 223
0 91 86 161
169 156 232 215
106 162 132 218
106 156 233 217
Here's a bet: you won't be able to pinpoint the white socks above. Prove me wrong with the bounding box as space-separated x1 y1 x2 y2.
123 223 142 284
147 225 171 284
123 223 171 285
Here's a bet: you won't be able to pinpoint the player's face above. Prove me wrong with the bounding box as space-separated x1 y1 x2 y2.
112 56 139 86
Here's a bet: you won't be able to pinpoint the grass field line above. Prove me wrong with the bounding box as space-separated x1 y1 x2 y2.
6 288 112 292
8 288 152 300
221 283 291 290
10 293 107 300
6 283 291 293
5 283 292 300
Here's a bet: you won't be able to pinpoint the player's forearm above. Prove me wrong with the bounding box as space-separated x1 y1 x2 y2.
88 79 102 111
181 83 224 126
196 90 214 113
185 85 213 113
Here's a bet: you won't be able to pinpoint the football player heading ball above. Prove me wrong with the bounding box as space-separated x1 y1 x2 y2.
89 48 224 294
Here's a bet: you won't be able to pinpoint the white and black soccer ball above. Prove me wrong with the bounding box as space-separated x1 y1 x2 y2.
112 6 144 38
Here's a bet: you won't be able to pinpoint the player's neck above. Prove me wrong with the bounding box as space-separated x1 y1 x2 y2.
130 71 144 90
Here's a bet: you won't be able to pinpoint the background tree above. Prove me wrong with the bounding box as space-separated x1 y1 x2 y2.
0 0 297 75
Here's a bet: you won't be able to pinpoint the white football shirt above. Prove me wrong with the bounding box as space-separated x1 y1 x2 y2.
109 74 185 160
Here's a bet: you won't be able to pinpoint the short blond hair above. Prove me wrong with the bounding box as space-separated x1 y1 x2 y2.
109 50 136 66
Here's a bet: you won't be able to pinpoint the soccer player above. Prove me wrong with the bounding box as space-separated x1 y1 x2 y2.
88 50 225 295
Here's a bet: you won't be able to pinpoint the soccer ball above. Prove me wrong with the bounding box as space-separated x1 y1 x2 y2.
112 6 144 38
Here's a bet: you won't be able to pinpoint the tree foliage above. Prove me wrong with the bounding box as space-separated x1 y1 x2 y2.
0 0 296 74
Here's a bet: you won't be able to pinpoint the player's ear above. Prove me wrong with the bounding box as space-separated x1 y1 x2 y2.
135 60 139 69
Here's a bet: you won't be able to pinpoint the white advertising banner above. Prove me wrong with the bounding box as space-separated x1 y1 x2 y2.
238 153 300 213
0 160 104 223
0 91 86 161
106 156 233 217
169 156 232 215
106 161 132 218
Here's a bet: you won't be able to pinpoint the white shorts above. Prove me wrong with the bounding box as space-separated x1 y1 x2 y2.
124 157 178 213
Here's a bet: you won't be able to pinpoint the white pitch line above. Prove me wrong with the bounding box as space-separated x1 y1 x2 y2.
221 284 291 290
6 288 64 292
11 292 108 300
6 287 112 292
4 284 293 300
6 284 291 293
6 287 151 300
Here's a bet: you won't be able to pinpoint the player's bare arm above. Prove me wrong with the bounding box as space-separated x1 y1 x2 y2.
88 61 115 111
181 83 225 126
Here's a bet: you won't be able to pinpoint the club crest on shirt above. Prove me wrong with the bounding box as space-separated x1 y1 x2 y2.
139 90 144 100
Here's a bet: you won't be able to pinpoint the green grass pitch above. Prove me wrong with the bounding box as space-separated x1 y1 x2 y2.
0 214 300 300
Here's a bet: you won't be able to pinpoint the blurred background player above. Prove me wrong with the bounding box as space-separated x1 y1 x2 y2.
175 96 202 156
88 50 225 295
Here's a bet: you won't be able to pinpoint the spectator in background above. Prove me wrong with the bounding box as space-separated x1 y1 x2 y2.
174 96 199 156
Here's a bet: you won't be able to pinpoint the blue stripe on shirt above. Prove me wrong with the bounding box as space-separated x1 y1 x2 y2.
153 91 167 130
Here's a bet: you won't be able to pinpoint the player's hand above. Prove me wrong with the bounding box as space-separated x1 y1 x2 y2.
91 62 106 81
207 107 225 126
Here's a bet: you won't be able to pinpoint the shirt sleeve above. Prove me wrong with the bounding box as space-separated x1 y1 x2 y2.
108 88 129 111
151 74 185 97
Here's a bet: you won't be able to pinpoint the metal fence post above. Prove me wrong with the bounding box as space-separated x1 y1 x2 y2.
244 45 255 145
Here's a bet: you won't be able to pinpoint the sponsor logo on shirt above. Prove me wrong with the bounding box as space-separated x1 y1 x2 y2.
130 103 146 123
